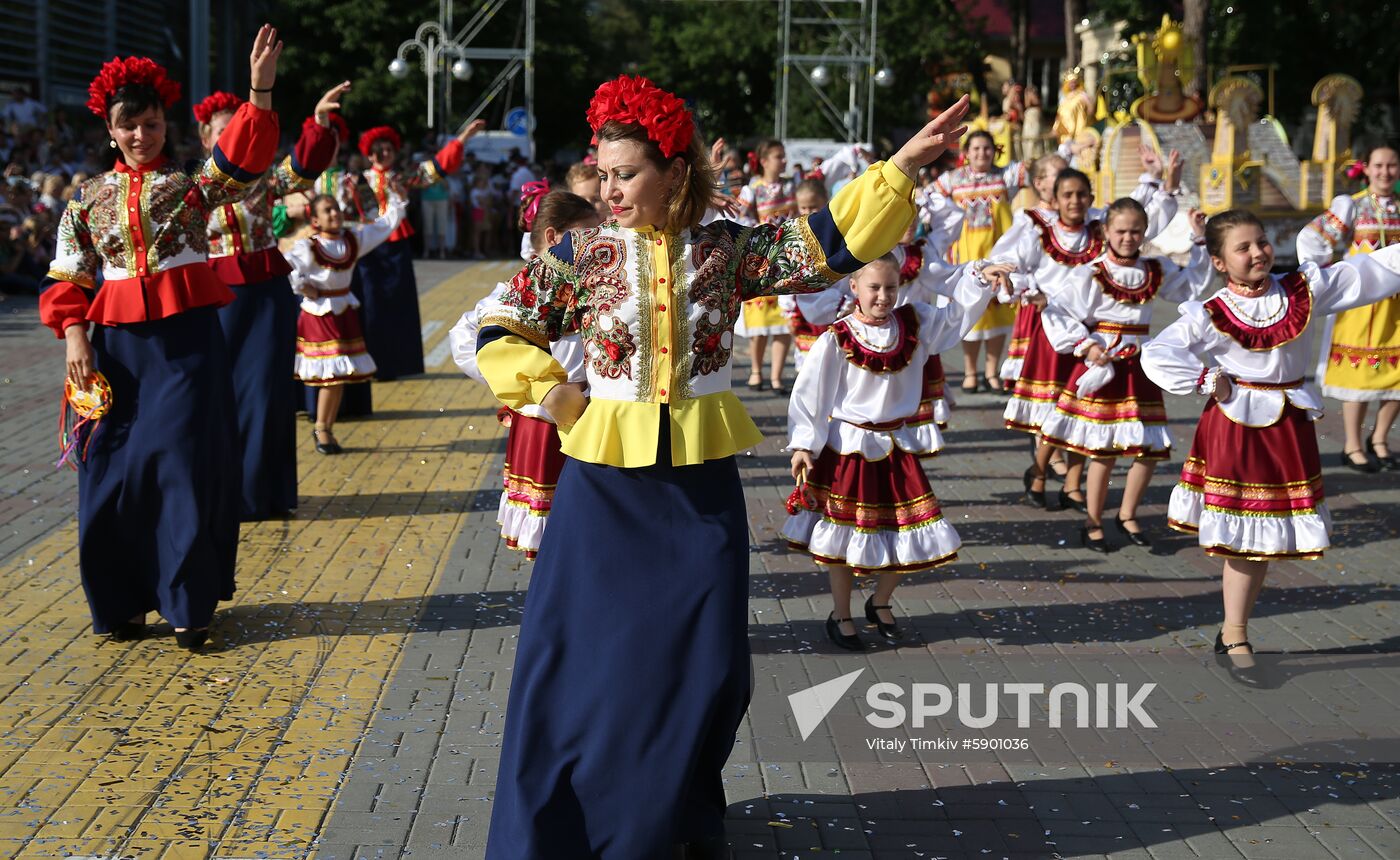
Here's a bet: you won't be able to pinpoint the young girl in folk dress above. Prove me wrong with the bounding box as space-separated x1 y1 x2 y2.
1037 200 1211 552
1297 145 1400 471
288 190 406 454
1142 210 1400 680
737 138 797 391
448 189 601 559
784 255 1008 650
779 179 846 368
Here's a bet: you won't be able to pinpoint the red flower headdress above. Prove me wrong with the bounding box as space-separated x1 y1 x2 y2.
358 126 402 158
304 112 350 142
86 56 182 119
519 179 551 231
586 75 694 159
192 91 244 125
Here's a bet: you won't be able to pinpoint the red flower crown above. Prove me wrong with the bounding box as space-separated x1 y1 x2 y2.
86 56 182 119
586 75 694 159
192 91 244 125
358 125 402 158
304 112 350 142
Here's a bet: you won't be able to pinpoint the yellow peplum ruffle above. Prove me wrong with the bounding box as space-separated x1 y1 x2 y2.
559 391 764 468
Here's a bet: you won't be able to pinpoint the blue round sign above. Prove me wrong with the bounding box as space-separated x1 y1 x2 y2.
506 108 530 136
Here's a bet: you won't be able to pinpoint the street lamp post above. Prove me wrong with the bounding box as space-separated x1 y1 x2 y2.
389 7 472 130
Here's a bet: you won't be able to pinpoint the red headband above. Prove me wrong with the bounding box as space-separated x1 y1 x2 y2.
86 56 182 119
193 91 244 125
358 126 402 158
586 75 694 159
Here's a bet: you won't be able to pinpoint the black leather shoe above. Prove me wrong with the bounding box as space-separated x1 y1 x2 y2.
1366 438 1399 471
1023 466 1047 508
174 629 209 651
1080 524 1110 553
1340 449 1380 473
1114 516 1152 547
109 621 148 642
1058 489 1088 513
1213 629 1262 687
864 595 905 644
313 430 340 455
825 613 864 651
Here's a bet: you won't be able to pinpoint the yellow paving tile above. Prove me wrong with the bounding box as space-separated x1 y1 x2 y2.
0 263 516 857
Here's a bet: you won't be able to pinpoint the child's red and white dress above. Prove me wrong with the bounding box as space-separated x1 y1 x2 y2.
288 196 405 386
778 279 850 369
896 238 965 440
782 269 994 573
1037 246 1212 460
1142 249 1400 560
450 284 586 559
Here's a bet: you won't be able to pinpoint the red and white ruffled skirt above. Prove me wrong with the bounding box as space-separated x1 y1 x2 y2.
1038 355 1171 460
295 309 376 386
498 410 567 559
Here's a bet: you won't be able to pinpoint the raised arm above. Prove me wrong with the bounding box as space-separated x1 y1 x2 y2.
199 26 283 207
1296 194 1354 266
402 119 486 190
268 82 350 196
1309 246 1400 315
350 190 408 256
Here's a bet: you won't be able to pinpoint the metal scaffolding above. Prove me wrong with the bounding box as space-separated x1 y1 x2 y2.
775 0 878 143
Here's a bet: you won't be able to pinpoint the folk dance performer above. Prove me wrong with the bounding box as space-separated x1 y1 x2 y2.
197 82 345 519
736 138 797 392
1142 211 1400 680
1296 145 1400 472
473 75 971 858
41 28 285 650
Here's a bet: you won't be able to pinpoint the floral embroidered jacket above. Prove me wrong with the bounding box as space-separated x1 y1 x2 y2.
40 103 280 337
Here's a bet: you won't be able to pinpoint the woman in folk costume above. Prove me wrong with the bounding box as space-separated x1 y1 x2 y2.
784 255 1008 650
1038 200 1211 552
931 129 1026 393
1001 166 1180 512
736 138 797 392
1297 145 1400 472
349 118 486 380
473 75 971 859
42 28 284 650
288 188 406 454
448 188 601 558
197 82 345 520
1142 211 1400 682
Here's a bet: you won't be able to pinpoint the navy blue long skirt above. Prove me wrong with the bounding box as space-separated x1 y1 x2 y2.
217 275 299 519
485 419 752 859
354 238 424 380
80 306 241 633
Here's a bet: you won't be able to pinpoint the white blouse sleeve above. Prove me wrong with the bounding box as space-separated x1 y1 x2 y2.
448 311 485 383
1039 268 1097 353
787 332 841 453
1308 248 1400 315
1296 194 1354 266
1156 243 1215 304
351 194 408 257
285 241 314 295
1141 303 1214 395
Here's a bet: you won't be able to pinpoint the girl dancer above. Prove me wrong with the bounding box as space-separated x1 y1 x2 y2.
43 29 283 649
1143 211 1400 678
473 75 970 858
737 138 796 392
784 255 1007 649
199 82 345 519
1297 145 1400 471
1038 200 1210 551
449 188 601 558
287 188 406 454
931 129 1026 392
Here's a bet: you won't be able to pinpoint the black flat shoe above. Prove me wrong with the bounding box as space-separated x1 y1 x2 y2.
1366 438 1399 471
770 382 789 396
863 595 904 644
747 376 763 391
825 613 864 651
1340 449 1380 473
313 430 340 455
1079 525 1110 553
1114 516 1152 547
174 629 209 651
1023 466 1047 508
108 621 148 642
1058 489 1088 513
1213 629 1262 687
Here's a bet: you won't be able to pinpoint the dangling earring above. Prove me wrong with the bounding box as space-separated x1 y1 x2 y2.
109 140 117 149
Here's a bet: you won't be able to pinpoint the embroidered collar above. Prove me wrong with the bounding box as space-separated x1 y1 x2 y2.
1093 258 1162 305
1205 271 1312 351
311 231 359 271
114 154 169 175
1026 208 1104 265
831 304 919 373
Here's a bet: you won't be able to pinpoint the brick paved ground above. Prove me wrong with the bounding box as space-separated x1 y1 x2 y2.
2 263 1398 859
